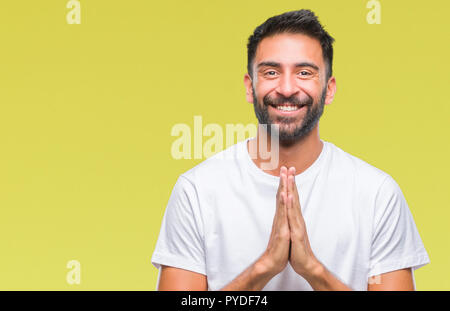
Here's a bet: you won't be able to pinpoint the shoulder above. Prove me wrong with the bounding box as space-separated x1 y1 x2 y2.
325 142 410 226
328 143 403 207
325 141 395 194
179 140 247 187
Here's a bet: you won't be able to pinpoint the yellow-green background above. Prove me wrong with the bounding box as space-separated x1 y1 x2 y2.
0 0 448 290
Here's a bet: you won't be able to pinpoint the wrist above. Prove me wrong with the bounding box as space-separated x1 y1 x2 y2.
307 260 325 280
237 259 273 291
301 260 326 287
254 256 278 279
295 258 324 281
300 260 352 291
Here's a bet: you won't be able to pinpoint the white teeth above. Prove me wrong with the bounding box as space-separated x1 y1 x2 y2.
276 105 299 111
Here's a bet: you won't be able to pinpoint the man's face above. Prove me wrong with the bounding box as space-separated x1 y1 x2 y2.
246 33 334 142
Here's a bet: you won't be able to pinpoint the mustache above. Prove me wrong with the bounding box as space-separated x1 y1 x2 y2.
263 94 313 107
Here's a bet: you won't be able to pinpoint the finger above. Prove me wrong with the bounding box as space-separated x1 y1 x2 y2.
287 174 294 196
287 193 301 234
290 167 299 198
286 192 293 229
272 192 289 242
288 166 296 177
279 192 291 234
277 173 287 205
280 166 287 191
287 167 295 194
280 191 288 223
288 168 303 217
277 166 287 196
274 167 289 233
288 189 305 232
273 189 286 229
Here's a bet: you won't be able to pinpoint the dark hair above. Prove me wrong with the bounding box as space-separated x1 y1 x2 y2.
247 9 335 81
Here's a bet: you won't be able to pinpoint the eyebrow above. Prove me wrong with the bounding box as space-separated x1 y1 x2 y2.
256 61 319 71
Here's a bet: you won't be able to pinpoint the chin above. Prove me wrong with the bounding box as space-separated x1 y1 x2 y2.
273 125 303 140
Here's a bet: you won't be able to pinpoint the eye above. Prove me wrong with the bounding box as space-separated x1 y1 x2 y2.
264 70 278 77
298 70 311 76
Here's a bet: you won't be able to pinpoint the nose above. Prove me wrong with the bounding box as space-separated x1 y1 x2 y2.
276 74 299 98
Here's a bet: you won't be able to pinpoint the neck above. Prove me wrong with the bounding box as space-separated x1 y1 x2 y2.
247 124 323 177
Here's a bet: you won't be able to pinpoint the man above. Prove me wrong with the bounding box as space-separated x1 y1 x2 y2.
151 9 430 290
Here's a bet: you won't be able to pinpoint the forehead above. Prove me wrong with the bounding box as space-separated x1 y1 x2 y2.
254 33 324 69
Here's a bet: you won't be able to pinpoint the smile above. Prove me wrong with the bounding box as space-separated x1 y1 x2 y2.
269 104 306 114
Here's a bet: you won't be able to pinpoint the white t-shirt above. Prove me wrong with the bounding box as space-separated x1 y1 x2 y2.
151 138 430 290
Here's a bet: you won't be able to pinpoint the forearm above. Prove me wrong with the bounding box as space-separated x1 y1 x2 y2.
303 262 353 291
220 259 275 291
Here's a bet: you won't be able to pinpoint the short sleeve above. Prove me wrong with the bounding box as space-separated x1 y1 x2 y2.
151 175 206 275
368 175 430 278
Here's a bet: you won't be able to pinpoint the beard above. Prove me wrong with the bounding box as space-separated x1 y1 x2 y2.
253 85 327 143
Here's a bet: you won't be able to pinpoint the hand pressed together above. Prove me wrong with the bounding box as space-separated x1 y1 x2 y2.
285 167 320 278
260 166 320 279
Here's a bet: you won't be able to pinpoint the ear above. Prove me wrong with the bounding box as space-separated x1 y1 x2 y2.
324 76 336 106
244 73 255 104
